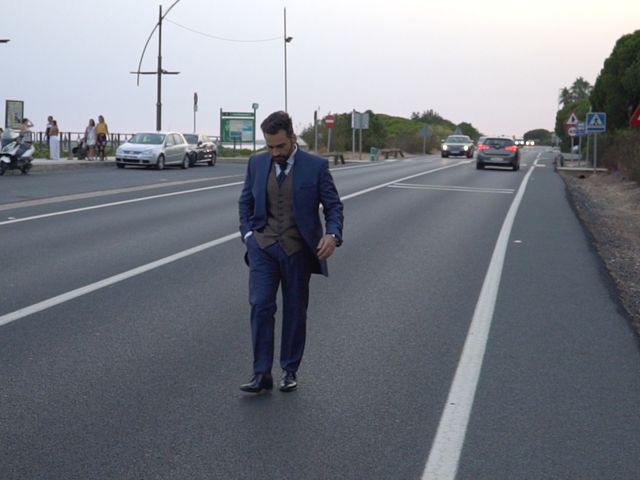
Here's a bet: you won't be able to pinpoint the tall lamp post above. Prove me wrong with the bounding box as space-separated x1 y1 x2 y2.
283 8 293 112
131 1 181 131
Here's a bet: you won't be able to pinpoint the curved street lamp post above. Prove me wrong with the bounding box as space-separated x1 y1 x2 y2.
284 8 293 113
131 1 181 132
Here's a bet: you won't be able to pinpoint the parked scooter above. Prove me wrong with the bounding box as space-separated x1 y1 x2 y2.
0 128 34 175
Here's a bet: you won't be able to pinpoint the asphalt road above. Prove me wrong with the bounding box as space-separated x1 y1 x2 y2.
1 150 639 480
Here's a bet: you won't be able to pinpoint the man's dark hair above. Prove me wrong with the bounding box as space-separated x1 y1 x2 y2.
261 111 294 137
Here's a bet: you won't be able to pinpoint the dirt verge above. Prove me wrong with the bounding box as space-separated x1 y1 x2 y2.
561 170 640 334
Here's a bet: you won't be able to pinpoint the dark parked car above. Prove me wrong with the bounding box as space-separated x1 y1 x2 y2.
476 137 520 171
183 133 217 166
441 135 474 158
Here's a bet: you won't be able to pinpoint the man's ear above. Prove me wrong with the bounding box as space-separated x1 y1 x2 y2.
291 133 297 144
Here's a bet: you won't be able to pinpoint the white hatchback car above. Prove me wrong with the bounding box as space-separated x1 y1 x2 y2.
115 132 190 170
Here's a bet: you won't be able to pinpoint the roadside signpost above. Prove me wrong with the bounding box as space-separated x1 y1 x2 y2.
565 111 579 154
586 112 606 133
351 111 370 159
630 103 640 128
420 123 432 154
324 115 335 152
220 110 256 153
193 92 198 133
565 112 579 126
585 112 607 174
5 100 23 129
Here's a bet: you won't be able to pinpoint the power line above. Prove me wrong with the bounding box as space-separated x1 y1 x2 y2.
166 19 281 43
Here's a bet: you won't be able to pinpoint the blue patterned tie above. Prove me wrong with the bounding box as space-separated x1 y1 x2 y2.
276 162 287 186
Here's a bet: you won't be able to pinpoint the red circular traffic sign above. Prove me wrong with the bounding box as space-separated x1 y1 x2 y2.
324 115 335 128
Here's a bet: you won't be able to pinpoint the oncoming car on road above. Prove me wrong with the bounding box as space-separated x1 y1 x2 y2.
441 135 474 158
115 132 190 170
476 137 520 171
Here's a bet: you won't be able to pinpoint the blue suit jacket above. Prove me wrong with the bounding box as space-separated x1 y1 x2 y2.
239 148 344 276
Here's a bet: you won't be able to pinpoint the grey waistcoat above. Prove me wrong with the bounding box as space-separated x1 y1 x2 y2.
253 165 305 255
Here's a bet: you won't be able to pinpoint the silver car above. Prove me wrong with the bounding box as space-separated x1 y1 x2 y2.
441 135 474 158
115 132 190 170
476 137 520 171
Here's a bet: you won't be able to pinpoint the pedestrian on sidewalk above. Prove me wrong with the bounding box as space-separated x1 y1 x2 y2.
49 120 60 161
95 115 109 161
85 119 96 161
238 110 344 394
45 115 53 153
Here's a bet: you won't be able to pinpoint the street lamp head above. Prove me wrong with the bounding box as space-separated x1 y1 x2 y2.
285 36 293 43
0 39 10 43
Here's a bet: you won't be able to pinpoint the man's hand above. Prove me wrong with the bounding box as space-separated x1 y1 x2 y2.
316 234 337 260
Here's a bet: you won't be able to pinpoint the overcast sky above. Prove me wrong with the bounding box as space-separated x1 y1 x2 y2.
2 0 638 138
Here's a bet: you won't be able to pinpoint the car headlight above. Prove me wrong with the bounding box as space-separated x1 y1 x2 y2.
463 145 468 151
442 145 448 151
139 149 156 159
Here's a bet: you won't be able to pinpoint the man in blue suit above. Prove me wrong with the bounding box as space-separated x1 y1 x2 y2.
238 111 344 393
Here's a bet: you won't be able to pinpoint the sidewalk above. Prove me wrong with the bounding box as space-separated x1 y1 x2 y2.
31 157 116 171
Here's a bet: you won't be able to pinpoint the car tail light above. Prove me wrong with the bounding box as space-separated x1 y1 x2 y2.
505 146 518 152
477 144 490 150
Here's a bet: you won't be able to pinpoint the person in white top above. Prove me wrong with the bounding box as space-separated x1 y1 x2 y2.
49 120 60 161
85 119 97 161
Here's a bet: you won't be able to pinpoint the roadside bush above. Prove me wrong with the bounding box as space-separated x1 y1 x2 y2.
599 129 640 182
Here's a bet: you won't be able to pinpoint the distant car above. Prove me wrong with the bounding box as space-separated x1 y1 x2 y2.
476 137 520 171
115 132 190 170
441 135 474 158
182 133 217 167
514 138 525 147
525 139 535 146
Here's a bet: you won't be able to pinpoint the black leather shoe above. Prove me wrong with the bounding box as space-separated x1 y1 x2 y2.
239 373 273 393
279 371 298 392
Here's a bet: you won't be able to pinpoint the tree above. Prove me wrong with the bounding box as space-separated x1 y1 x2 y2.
558 87 571 108
590 29 640 130
523 128 552 145
456 122 481 141
558 78 592 109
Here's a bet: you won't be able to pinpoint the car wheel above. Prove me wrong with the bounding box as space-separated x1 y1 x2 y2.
117 163 125 169
181 155 190 169
467 152 473 158
156 154 165 170
0 162 6 176
476 161 484 170
208 153 217 166
513 162 519 171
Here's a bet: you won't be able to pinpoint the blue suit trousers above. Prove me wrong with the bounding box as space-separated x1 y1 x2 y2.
247 235 314 374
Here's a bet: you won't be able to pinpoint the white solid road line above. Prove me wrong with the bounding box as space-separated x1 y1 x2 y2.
0 161 466 327
0 175 245 213
422 158 539 480
388 183 515 194
0 233 240 328
0 181 246 226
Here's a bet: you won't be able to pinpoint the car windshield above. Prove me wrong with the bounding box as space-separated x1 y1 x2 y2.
130 133 165 145
446 136 470 143
485 138 514 147
183 134 198 144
